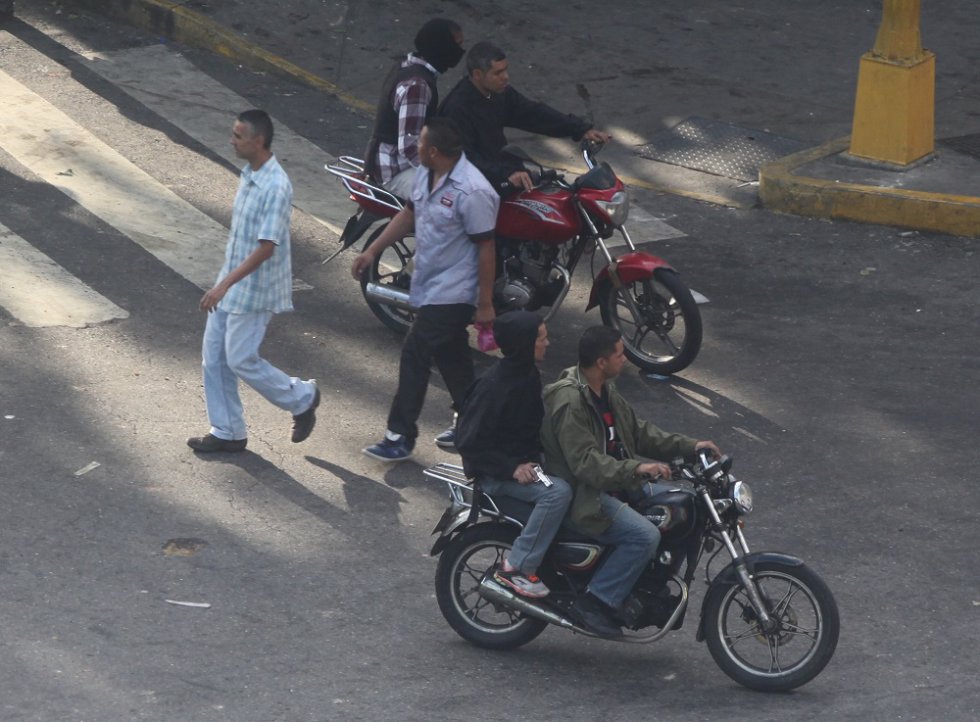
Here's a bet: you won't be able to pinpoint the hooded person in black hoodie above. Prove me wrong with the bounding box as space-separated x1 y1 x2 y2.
455 311 572 598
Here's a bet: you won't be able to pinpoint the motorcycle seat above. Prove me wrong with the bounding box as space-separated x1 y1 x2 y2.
480 493 596 543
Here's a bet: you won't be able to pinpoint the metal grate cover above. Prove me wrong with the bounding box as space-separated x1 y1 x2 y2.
635 116 807 182
939 133 980 161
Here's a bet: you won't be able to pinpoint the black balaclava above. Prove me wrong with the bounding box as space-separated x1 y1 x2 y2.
493 311 543 373
414 18 464 73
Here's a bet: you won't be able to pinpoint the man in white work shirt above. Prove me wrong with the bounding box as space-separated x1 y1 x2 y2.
352 117 497 462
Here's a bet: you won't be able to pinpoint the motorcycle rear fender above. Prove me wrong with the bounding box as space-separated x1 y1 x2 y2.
695 551 805 642
339 209 384 250
428 508 473 556
586 252 675 310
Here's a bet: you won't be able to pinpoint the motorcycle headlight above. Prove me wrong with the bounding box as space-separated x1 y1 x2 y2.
594 190 630 226
730 481 753 514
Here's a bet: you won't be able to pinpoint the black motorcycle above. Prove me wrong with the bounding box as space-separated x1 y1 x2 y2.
427 452 839 692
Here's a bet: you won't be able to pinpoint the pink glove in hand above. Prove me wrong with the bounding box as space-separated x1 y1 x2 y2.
475 321 498 352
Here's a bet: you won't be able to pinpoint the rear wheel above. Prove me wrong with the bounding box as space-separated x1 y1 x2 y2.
598 268 702 375
359 223 415 334
435 524 548 650
703 561 839 692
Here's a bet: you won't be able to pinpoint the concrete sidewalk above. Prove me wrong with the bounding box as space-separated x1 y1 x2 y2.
44 0 980 236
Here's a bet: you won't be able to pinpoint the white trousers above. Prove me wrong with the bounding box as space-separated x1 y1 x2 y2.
202 309 316 440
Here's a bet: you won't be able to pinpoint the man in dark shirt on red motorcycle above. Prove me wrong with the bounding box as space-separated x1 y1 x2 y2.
439 41 611 192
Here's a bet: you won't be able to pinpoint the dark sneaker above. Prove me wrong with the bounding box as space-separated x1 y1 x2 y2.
434 414 457 451
362 431 414 462
187 433 247 453
570 593 623 638
434 425 456 451
291 382 320 443
494 567 550 598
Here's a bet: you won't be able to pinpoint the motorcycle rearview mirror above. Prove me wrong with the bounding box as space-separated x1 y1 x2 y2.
699 452 732 483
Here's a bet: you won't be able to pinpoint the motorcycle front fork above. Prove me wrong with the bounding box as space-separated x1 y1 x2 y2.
700 490 776 631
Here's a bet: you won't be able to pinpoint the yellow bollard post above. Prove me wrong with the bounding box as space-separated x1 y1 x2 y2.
849 0 935 166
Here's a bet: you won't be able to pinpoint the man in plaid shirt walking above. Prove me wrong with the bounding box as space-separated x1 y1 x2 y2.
187 110 319 453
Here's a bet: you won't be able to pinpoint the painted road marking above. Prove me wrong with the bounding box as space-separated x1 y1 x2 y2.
0 223 128 328
83 44 347 235
613 204 687 247
0 69 228 291
82 45 685 244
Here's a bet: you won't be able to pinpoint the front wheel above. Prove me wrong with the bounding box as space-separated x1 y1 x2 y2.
359 223 415 334
434 524 548 650
598 268 702 375
702 561 840 692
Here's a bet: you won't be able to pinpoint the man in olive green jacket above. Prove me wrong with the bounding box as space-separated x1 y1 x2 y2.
541 326 719 637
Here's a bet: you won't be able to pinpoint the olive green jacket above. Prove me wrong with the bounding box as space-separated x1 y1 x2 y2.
541 366 698 536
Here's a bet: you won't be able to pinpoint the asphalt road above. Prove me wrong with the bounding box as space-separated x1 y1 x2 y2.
1 4 978 721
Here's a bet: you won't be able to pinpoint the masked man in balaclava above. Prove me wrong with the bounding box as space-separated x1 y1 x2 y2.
364 18 465 198
455 311 573 599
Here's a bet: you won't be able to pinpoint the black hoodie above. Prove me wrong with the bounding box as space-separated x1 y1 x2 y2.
456 311 543 480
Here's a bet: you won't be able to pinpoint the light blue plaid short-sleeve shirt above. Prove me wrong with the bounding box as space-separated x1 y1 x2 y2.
217 154 294 314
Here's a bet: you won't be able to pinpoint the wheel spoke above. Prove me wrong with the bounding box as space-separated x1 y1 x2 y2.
766 634 783 674
725 625 762 646
629 325 647 349
618 285 682 357
466 596 493 619
651 323 680 353
460 567 484 586
768 582 801 617
445 538 542 636
777 621 819 640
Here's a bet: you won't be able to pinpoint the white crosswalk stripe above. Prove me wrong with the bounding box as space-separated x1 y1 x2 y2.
0 37 691 328
81 44 685 245
83 44 347 236
0 68 228 292
0 222 128 328
605 204 687 249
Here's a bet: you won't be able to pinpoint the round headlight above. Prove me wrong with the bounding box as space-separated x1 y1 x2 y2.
731 481 753 514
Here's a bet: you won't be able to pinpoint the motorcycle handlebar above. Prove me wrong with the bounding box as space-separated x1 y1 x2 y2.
581 138 605 169
499 169 562 194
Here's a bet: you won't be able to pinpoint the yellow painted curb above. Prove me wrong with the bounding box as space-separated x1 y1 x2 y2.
64 0 373 114
760 136 980 237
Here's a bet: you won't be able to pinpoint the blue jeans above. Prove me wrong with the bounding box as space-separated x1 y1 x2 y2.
479 475 572 574
587 486 671 609
202 309 317 440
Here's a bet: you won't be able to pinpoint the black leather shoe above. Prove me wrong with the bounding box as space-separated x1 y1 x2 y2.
291 384 320 443
570 594 623 638
187 434 247 453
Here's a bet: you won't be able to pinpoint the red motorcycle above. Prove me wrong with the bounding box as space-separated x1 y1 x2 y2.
326 141 702 375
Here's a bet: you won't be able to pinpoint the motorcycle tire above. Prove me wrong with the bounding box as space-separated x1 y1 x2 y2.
435 524 548 650
702 560 840 692
359 223 415 335
598 268 702 376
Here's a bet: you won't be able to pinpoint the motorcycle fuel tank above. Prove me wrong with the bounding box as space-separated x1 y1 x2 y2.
640 489 698 542
496 188 582 245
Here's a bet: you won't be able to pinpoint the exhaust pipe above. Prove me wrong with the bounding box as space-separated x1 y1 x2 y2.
479 576 691 644
363 282 417 312
478 577 577 629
